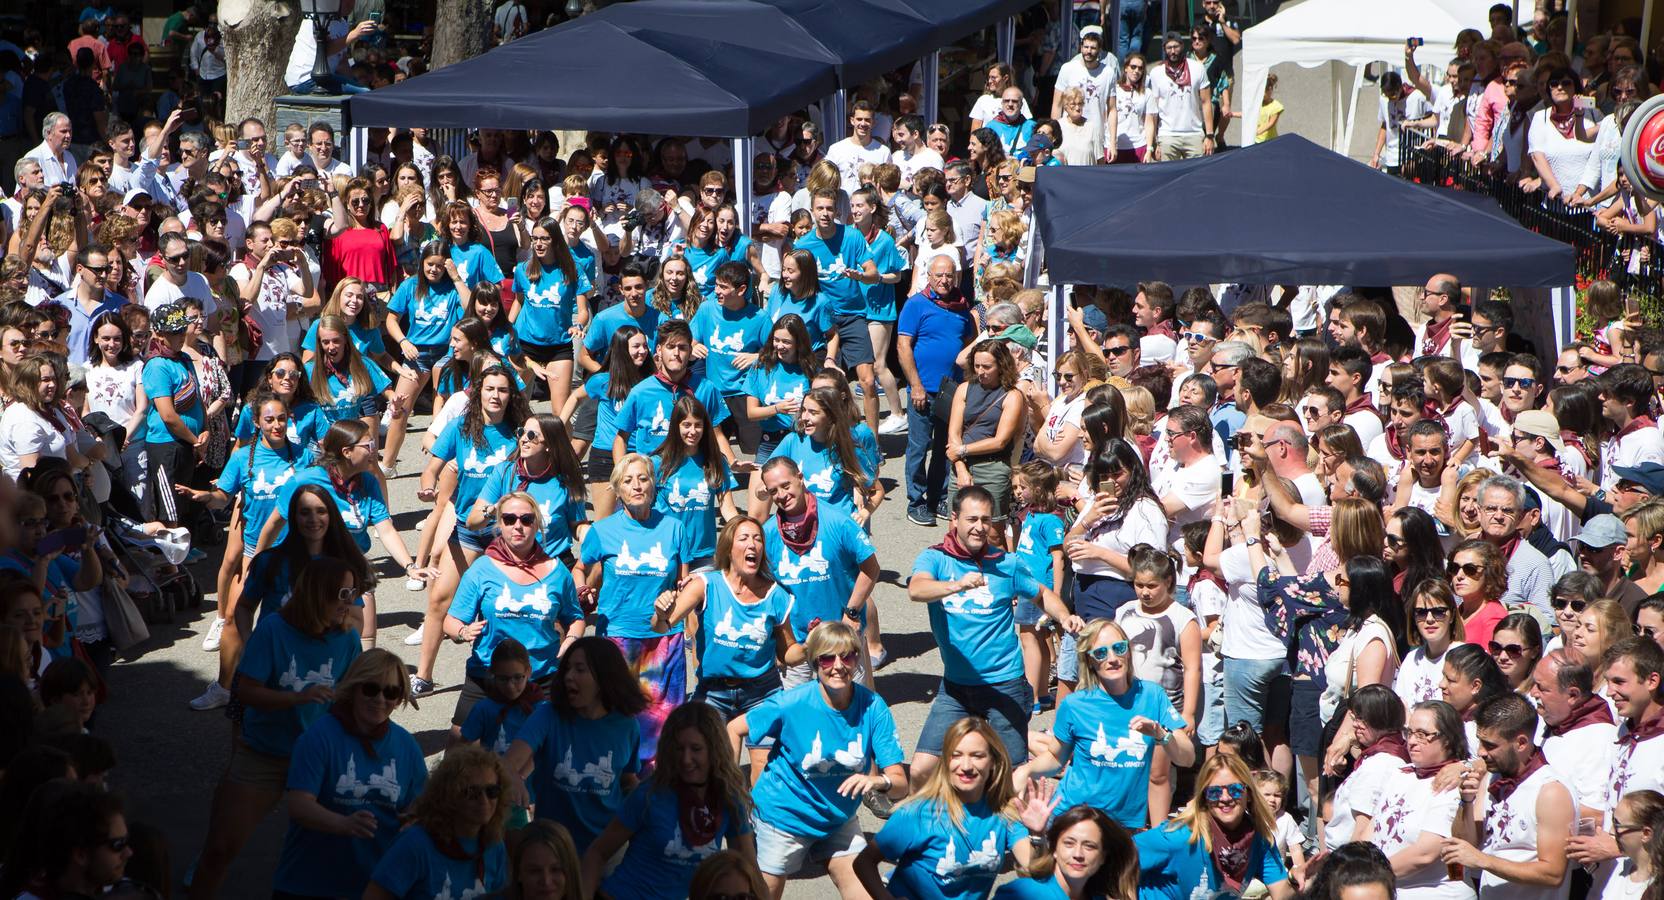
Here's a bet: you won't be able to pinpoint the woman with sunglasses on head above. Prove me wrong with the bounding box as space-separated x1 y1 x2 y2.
727 619 907 897
467 412 587 562
513 215 592 416
1358 699 1477 900
1490 612 1544 695
1394 580 1469 708
507 820 584 900
580 702 755 899
365 744 511 900
186 557 364 900
1440 643 1511 753
412 365 530 694
505 636 646 854
272 648 425 900
1015 619 1195 832
1134 753 1293 899
856 717 1050 899
323 176 398 294
993 804 1137 900
443 492 585 738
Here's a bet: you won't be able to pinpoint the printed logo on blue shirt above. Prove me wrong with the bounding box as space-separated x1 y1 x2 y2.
937 832 1002 880
278 656 338 691
616 541 671 576
552 745 617 793
333 755 406 803
462 444 513 477
434 872 488 900
711 606 769 648
1086 723 1150 766
941 583 1001 616
776 544 831 581
663 478 711 511
800 732 865 775
250 466 297 499
493 583 554 617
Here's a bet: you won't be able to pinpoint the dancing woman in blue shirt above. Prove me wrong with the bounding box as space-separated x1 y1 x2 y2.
651 395 739 568
366 744 512 900
1132 754 1293 900
742 313 815 465
992 805 1139 900
562 326 653 520
513 216 592 416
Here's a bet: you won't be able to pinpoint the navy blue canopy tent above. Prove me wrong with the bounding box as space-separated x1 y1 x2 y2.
346 17 838 137
1033 135 1576 288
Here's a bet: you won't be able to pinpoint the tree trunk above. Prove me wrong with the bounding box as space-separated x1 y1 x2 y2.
221 0 297 125
430 0 492 71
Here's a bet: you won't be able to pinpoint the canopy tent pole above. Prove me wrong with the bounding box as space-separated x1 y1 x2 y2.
1340 63 1366 157
922 50 941 125
826 89 848 144
1644 0 1655 63
1046 284 1067 395
1065 0 1080 71
998 17 1016 64
733 137 755 237
1565 0 1575 56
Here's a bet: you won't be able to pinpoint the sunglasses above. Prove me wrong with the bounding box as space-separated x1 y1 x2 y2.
358 682 402 701
816 651 858 669
1613 87 1638 97
1088 641 1130 661
1551 597 1589 613
1203 783 1248 804
1182 331 1214 343
1055 371 1079 382
21 517 49 529
1414 606 1451 620
271 368 298 379
1502 377 1537 390
1555 364 1580 374
1105 345 1132 356
1385 534 1405 548
165 253 189 264
1549 78 1577 89
1447 561 1484 578
499 512 537 527
463 783 504 801
518 428 544 441
1488 641 1529 657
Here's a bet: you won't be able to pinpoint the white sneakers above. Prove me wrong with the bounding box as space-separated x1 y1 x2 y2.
405 577 426 591
201 617 226 652
404 624 426 646
189 681 230 711
878 415 908 435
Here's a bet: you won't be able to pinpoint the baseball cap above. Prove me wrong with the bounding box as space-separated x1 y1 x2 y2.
1079 305 1109 334
122 187 152 207
152 303 192 335
1510 410 1565 452
1080 24 1104 40
1023 134 1054 156
1613 462 1664 497
1577 514 1627 549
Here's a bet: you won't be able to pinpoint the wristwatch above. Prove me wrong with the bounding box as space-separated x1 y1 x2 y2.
1156 726 1173 745
843 605 862 620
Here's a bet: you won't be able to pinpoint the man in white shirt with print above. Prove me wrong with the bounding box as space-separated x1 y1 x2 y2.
1567 638 1664 877
1052 29 1118 150
824 100 891 195
1143 32 1213 160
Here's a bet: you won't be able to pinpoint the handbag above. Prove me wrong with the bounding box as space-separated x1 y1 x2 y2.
930 376 960 424
101 580 151 651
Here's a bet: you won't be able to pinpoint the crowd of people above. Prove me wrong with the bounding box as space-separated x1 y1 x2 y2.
3 0 1664 899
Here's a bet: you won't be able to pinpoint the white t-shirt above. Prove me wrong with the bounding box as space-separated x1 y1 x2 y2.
284 18 350 89
1319 615 1398 722
1379 92 1433 162
1152 456 1220 552
1324 751 1406 853
1073 495 1167 579
751 190 795 279
894 146 944 188
1368 769 1474 900
0 404 70 478
913 241 962 275
1345 408 1386 448
1597 862 1651 900
824 138 891 195
1526 108 1599 197
1115 600 1197 706
230 262 305 360
1056 56 1119 146
970 94 1032 124
1040 393 1089 474
84 359 146 426
1147 58 1209 135
1114 87 1149 151
1602 424 1664 490
1218 544 1301 660
1478 764 1575 900
1542 719 1617 816
1394 643 1464 708
1608 728 1664 821
143 271 219 318
1273 811 1303 860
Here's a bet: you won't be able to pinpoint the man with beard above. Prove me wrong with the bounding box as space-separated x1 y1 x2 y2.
1531 649 1617 826
1143 32 1214 159
1394 419 1447 521
1440 693 1574 900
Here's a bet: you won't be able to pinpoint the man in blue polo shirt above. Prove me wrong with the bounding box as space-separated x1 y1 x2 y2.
906 486 1081 789
611 319 735 464
795 189 881 435
896 255 976 527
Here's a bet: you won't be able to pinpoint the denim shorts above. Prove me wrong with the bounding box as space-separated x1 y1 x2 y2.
453 524 493 552
401 342 448 375
752 812 866 877
1014 595 1044 628
1197 663 1226 745
915 677 1032 765
1223 656 1291 736
1057 631 1079 683
694 670 781 747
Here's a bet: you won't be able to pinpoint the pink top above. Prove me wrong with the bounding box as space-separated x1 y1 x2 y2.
1468 80 1509 155
1461 600 1508 650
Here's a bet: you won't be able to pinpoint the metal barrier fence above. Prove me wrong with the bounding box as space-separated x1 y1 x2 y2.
1395 126 1664 304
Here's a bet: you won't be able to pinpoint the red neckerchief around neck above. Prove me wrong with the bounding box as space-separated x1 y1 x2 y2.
1208 817 1256 893
776 493 819 554
1620 706 1664 746
1410 757 1454 780
486 535 551 578
1487 749 1547 804
1357 732 1411 765
1421 316 1454 356
1546 692 1614 737
933 527 1004 563
1164 57 1192 89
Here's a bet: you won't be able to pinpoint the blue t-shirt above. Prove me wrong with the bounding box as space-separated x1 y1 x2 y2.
315 358 392 424
570 239 599 289
433 417 518 529
601 782 751 900
244 551 305 621
862 229 908 323
897 294 976 390
765 285 831 345
1052 680 1187 829
462 694 536 757
302 318 386 358
579 509 688 639
876 798 1026 900
514 705 642 852
1014 511 1065 592
370 825 509 900
992 876 1077 899
272 465 390 551
911 547 1038 686
986 118 1037 155
274 714 426 898
235 615 361 757
652 454 735 561
582 303 660 366
387 274 463 348
741 361 810 435
854 423 882 485
217 439 308 549
233 400 328 452
682 243 733 300
749 682 906 839
613 374 730 454
794 224 873 317
694 569 793 681
140 354 204 443
1134 821 1289 900
689 299 770 397
450 241 504 285
513 260 593 346
769 432 871 519
583 372 629 454
476 464 588 558
448 557 583 680
763 505 875 640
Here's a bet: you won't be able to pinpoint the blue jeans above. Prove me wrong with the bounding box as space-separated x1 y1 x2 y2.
1222 656 1290 736
905 391 949 513
287 74 370 95
915 676 1032 764
1117 0 1149 61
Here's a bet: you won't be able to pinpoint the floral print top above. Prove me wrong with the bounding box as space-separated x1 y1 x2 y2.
1256 568 1349 682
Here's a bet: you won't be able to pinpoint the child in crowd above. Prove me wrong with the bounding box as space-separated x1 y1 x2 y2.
1011 461 1065 718
1180 521 1225 752
1254 768 1307 872
460 637 539 827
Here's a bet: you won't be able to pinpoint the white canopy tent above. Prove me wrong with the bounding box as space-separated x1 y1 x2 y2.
1239 0 1472 152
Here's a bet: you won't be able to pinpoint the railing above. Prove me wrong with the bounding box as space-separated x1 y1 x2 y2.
1395 126 1664 308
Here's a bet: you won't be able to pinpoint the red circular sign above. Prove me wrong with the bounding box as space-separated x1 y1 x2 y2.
1621 95 1664 202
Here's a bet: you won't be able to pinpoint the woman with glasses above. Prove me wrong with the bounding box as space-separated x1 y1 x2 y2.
366 744 511 899
466 412 587 562
1525 67 1599 203
187 557 364 900
322 176 398 296
1360 700 1476 899
1015 619 1194 832
726 620 907 896
1394 580 1468 707
470 167 521 287
443 492 584 740
504 636 646 853
230 353 325 452
1637 597 1664 651
1386 507 1446 622
581 702 755 899
273 648 425 900
1445 539 1509 648
1030 351 1105 486
1107 53 1150 164
1490 612 1544 694
1134 753 1292 899
1547 571 1600 652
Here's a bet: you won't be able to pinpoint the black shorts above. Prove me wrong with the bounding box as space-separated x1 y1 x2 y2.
833 314 875 368
587 448 614 483
571 395 599 443
522 341 574 364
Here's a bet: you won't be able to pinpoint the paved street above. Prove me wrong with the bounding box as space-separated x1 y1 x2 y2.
97 410 1022 898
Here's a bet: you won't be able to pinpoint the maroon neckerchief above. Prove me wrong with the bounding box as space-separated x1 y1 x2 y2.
994 110 1027 126
1487 749 1547 804
485 535 551 578
1164 57 1193 89
498 680 545 726
934 526 1005 563
1546 693 1615 737
654 370 693 398
323 352 349 386
1619 707 1664 746
1357 732 1411 765
1135 431 1158 462
1385 424 1408 461
1616 415 1658 442
1410 757 1454 780
1549 108 1578 139
1208 817 1256 893
331 702 389 759
776 493 819 554
1493 533 1521 564
927 285 972 314
1344 393 1381 421
515 454 553 492
678 782 725 849
326 464 359 507
1421 315 1455 356
1188 566 1227 596
431 833 487 886
1148 319 1178 340
1561 432 1597 472
1533 454 1580 489
1369 350 1392 366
